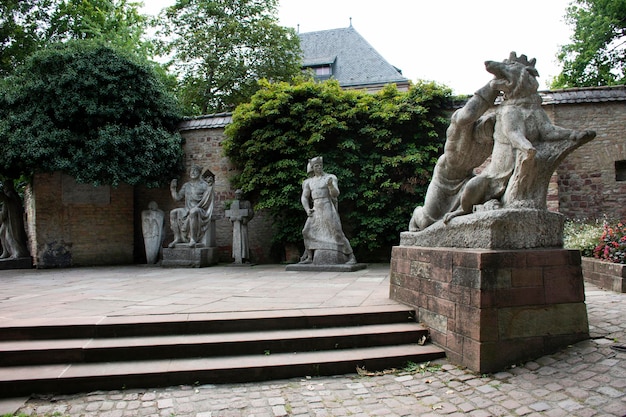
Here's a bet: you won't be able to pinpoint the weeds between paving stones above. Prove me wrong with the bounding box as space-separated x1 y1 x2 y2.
356 360 443 377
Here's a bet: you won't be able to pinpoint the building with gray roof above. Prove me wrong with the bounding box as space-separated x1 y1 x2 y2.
298 25 410 92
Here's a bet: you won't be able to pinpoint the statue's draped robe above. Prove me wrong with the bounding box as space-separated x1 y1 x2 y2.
302 174 353 256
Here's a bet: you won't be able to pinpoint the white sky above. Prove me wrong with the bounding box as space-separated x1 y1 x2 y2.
141 0 574 95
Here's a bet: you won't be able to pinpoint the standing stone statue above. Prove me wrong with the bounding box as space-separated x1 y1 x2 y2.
141 201 164 264
0 180 29 260
225 189 254 264
299 156 356 265
168 164 215 248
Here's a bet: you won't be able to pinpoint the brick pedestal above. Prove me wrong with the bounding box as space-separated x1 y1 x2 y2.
390 246 589 373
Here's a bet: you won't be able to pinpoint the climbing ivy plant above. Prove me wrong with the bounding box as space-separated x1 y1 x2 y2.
224 79 451 259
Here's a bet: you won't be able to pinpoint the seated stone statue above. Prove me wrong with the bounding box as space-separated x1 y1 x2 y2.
299 156 356 265
168 165 215 248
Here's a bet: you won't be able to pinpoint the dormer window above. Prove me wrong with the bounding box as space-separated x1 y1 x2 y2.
314 65 332 76
302 56 336 81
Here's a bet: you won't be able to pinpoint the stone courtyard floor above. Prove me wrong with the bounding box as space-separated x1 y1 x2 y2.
0 263 624 417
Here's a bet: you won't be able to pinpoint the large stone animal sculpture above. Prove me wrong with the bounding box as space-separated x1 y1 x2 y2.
443 52 596 223
403 52 596 249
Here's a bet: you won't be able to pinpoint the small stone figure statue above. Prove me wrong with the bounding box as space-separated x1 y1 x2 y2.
141 201 164 264
168 165 215 248
299 156 356 265
0 180 29 260
225 189 254 264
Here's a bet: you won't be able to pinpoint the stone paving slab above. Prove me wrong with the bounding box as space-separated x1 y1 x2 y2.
0 265 625 416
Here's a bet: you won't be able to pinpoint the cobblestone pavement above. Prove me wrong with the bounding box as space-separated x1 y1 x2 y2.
5 283 626 417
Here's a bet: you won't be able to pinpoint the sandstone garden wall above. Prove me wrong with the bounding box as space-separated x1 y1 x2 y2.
23 86 626 267
26 116 276 267
26 172 134 267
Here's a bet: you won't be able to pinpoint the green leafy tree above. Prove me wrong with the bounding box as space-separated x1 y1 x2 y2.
552 0 626 88
0 41 184 187
1 0 157 78
47 0 154 56
157 0 302 115
0 0 55 77
223 79 451 259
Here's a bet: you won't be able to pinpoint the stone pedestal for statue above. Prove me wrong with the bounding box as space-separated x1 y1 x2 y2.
161 246 218 268
390 245 589 373
401 209 564 249
0 257 32 270
285 250 367 272
161 219 218 268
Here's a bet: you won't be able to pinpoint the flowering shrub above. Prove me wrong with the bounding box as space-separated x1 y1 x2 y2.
593 221 626 264
563 219 602 257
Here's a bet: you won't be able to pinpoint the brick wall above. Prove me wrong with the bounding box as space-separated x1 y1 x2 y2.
550 101 626 221
27 172 134 267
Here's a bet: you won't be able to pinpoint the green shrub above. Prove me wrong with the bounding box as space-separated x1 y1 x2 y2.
224 79 451 259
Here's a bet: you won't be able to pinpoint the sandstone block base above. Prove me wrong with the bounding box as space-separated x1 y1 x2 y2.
390 246 589 373
161 247 218 268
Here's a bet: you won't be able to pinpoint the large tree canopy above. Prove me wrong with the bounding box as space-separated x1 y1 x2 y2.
157 0 302 115
1 0 154 77
552 0 626 88
223 79 451 259
0 0 54 77
0 41 184 187
47 0 153 56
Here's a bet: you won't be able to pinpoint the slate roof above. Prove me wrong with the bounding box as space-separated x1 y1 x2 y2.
540 85 626 104
299 26 409 89
178 112 232 131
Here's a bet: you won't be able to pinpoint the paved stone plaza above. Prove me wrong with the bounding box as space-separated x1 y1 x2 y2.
0 264 624 416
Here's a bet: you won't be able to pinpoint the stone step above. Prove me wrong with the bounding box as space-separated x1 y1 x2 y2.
0 323 429 366
0 305 445 398
0 344 445 398
0 305 416 340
